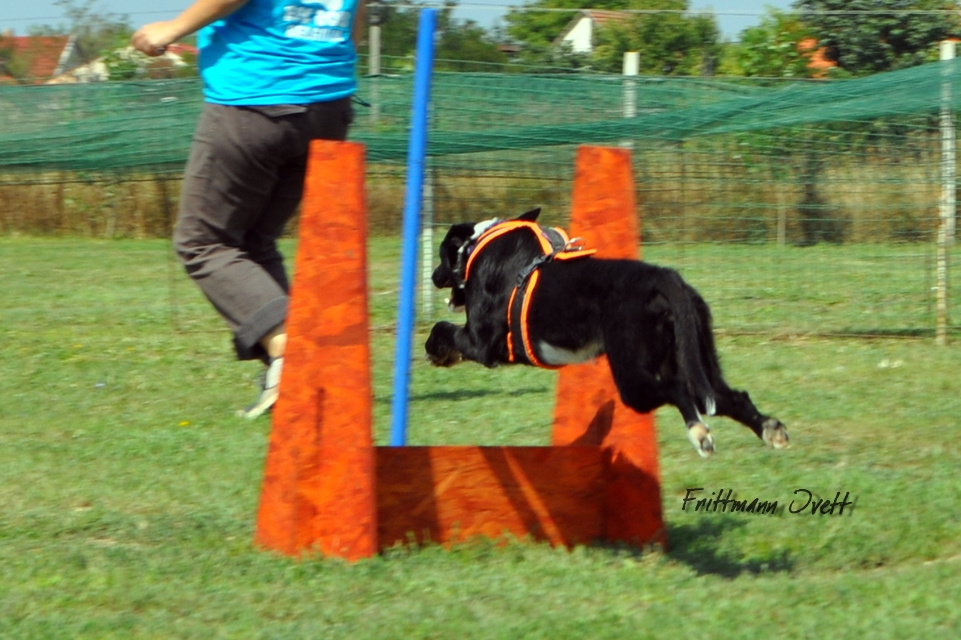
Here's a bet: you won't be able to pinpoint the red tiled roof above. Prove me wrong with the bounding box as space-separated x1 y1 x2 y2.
582 10 630 27
555 9 632 48
1 35 72 82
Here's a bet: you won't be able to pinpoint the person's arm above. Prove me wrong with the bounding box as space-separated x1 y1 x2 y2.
131 0 250 56
352 1 367 47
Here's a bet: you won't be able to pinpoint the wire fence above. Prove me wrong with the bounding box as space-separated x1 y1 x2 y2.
0 54 959 338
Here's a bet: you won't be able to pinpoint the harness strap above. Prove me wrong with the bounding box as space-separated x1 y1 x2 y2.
507 269 562 369
464 220 569 282
505 247 595 369
459 218 595 369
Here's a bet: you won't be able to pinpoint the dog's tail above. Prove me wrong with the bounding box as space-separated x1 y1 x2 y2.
662 270 716 416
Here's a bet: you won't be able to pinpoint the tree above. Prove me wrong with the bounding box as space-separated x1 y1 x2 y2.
434 4 508 70
794 0 961 76
368 2 420 61
436 19 509 70
731 9 814 78
0 33 25 81
23 0 132 64
505 0 720 74
505 0 631 60
591 1 721 75
361 2 505 71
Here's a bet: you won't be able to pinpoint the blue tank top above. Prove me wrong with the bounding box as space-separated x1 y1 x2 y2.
198 0 360 106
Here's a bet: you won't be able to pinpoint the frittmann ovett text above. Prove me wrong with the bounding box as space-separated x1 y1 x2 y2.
681 488 854 516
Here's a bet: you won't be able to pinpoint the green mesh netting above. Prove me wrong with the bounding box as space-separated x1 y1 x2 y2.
0 59 958 173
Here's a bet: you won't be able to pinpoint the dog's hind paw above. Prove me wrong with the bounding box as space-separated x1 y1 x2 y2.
687 422 715 458
762 418 790 449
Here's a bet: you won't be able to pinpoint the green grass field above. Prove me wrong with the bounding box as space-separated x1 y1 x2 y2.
2 237 960 639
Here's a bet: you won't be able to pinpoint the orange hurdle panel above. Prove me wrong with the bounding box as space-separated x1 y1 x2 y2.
255 141 377 560
376 446 608 549
552 145 665 548
255 142 664 560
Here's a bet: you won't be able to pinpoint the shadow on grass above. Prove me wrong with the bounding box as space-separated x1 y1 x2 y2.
666 518 795 578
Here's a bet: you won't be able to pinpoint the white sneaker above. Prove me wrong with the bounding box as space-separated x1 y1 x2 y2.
237 356 283 419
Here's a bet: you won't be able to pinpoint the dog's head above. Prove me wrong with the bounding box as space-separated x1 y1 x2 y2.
432 207 542 311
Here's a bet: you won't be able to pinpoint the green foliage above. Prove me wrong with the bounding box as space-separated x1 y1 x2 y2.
505 0 629 49
435 7 509 70
19 0 132 67
368 2 420 60
0 34 30 82
794 0 961 75
503 0 720 75
361 2 506 72
0 34 13 69
591 2 721 75
97 47 198 81
503 0 648 70
502 40 594 72
734 9 815 78
50 0 132 62
100 48 144 81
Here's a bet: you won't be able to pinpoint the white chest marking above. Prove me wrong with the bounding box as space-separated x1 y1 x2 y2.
536 341 604 366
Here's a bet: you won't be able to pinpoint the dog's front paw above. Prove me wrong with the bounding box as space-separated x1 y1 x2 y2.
761 418 790 449
425 322 462 367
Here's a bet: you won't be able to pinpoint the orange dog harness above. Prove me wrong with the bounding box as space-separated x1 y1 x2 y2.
463 220 595 368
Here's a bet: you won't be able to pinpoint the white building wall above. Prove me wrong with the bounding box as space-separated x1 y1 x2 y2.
561 19 594 54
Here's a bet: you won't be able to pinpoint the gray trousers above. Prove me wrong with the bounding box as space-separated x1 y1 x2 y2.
174 98 354 361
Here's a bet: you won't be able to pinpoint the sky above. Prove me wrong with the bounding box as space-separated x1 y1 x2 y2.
2 1 794 41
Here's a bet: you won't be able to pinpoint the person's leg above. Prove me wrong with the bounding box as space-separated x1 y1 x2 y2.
260 325 287 360
237 99 355 417
173 103 296 363
242 97 355 361
174 99 354 416
242 97 356 292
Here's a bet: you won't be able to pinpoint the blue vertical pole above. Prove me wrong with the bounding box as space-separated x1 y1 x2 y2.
390 9 437 446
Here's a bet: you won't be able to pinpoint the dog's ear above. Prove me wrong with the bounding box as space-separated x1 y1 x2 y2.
443 223 477 251
433 222 477 290
517 207 541 222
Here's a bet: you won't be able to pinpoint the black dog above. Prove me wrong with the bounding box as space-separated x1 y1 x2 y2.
425 208 789 457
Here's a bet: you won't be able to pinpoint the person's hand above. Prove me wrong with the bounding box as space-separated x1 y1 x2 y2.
131 1 250 57
131 22 180 56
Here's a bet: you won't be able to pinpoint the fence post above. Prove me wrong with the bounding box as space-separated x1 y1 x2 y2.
368 0 384 124
937 40 956 345
941 40 956 243
622 52 639 151
421 166 435 318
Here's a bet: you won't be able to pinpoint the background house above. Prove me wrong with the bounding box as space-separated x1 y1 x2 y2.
0 32 197 84
49 43 200 83
0 32 83 84
553 10 630 54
